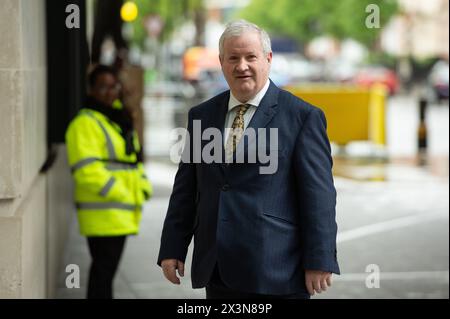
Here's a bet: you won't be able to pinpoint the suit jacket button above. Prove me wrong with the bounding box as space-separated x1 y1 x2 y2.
222 184 230 191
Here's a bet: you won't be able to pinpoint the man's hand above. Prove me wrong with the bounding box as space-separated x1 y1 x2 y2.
161 259 184 285
305 270 332 296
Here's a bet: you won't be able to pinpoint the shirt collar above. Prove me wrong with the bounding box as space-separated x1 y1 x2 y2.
228 79 270 112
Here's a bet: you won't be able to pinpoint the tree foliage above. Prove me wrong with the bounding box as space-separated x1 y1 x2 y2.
129 0 204 47
239 0 398 48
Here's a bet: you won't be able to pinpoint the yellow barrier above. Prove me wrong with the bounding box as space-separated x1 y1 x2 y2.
284 84 387 146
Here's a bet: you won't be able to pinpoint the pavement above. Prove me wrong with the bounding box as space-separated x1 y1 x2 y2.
56 95 449 299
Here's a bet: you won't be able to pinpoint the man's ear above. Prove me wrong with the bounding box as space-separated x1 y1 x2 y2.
219 54 223 66
267 52 273 64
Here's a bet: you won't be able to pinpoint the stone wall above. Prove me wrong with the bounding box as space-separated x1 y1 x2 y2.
0 0 73 298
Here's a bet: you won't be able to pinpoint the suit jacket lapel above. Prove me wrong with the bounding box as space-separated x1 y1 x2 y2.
208 91 229 134
206 91 229 172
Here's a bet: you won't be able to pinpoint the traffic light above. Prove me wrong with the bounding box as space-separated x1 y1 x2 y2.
121 1 138 22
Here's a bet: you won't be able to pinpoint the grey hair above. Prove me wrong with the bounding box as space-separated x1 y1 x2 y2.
219 19 272 58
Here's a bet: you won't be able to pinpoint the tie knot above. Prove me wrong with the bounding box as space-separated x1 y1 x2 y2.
236 104 250 115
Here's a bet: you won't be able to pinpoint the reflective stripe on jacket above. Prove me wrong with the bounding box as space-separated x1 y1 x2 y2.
65 108 152 236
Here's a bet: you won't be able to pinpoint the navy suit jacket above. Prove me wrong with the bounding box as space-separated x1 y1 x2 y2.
158 80 340 295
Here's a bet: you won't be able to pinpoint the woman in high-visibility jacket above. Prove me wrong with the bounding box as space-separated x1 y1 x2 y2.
65 65 152 299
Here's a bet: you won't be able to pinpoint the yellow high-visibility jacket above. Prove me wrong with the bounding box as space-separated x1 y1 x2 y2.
65 108 152 236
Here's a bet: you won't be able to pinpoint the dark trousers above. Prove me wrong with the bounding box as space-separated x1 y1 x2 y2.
206 265 310 299
86 236 126 299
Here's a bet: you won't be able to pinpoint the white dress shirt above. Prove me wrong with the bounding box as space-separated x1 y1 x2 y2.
223 79 270 145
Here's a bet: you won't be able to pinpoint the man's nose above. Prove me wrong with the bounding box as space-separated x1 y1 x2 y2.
235 59 249 72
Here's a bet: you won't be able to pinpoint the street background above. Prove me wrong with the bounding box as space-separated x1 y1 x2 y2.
57 0 449 299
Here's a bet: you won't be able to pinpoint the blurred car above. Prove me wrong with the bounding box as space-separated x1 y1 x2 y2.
182 46 221 82
271 53 323 83
428 60 449 102
325 59 358 83
196 69 229 97
270 69 292 87
353 66 399 95
145 80 195 100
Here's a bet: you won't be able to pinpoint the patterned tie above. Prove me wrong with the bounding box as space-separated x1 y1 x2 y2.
225 104 250 159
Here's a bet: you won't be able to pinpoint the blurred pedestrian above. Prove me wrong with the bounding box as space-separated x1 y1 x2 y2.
158 20 339 299
66 65 153 299
91 0 128 64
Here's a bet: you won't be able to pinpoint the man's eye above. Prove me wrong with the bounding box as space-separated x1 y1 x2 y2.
248 55 257 60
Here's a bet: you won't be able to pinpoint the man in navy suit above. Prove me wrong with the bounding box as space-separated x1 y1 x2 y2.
158 20 340 299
